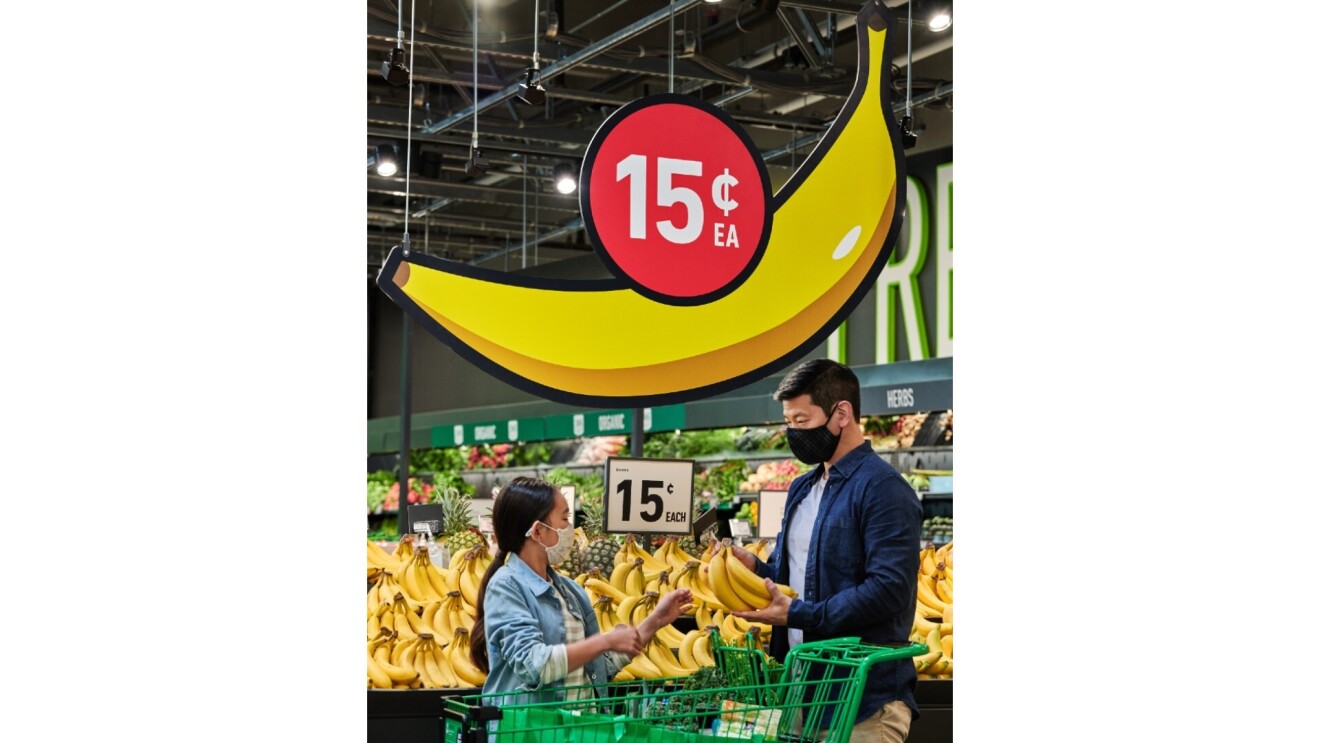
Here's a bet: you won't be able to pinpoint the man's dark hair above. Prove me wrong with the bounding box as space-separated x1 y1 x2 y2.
773 358 861 422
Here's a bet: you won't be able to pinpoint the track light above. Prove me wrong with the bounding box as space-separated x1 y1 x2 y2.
553 163 577 194
374 144 400 177
380 47 409 86
927 4 952 32
703 0 721 4
465 146 489 177
517 67 546 106
900 116 918 150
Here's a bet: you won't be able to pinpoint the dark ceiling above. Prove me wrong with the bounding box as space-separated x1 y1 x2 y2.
367 0 952 275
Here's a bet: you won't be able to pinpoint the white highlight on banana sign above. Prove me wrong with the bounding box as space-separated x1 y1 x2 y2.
833 225 863 260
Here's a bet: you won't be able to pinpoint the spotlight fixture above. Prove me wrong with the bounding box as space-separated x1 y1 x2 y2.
703 0 721 4
374 144 400 177
927 4 952 32
380 47 409 86
553 163 577 194
517 67 546 106
465 146 489 177
900 116 919 150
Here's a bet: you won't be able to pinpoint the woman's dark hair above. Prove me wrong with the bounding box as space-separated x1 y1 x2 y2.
470 476 559 673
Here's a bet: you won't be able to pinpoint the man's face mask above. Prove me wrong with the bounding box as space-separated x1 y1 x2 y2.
786 403 842 465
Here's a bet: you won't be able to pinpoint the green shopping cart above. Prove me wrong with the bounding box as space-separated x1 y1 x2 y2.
442 634 926 743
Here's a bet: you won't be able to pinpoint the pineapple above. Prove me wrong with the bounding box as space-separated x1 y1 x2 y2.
560 534 585 577
579 487 619 574
437 486 487 556
678 535 700 558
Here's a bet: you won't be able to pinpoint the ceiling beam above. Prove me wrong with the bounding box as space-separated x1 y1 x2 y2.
367 175 580 212
420 0 703 135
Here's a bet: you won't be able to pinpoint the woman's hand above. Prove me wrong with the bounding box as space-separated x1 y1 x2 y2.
652 588 694 626
603 623 644 657
637 588 693 645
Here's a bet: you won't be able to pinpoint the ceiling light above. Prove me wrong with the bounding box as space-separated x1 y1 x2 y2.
900 116 918 150
928 5 952 32
703 0 721 4
380 47 409 86
517 67 546 106
465 146 489 177
374 144 399 177
554 163 577 194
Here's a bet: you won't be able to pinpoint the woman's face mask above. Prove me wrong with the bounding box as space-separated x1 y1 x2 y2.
528 521 576 566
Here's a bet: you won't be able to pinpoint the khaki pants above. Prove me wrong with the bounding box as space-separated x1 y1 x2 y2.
845 700 913 742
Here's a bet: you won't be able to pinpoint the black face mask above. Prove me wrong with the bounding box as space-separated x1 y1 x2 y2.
786 404 842 465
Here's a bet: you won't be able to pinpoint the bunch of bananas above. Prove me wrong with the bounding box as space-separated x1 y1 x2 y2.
445 546 495 607
367 539 403 583
570 536 792 680
744 539 773 562
596 592 719 682
366 540 493 690
909 541 953 679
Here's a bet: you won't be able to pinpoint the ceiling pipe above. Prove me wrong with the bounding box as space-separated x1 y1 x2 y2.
769 35 951 116
421 0 702 136
776 7 825 69
470 218 584 266
761 81 952 162
779 1 907 14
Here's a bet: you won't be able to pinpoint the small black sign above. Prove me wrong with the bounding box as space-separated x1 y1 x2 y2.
406 503 445 536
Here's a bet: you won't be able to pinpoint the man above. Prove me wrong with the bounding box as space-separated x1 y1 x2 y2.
727 358 923 742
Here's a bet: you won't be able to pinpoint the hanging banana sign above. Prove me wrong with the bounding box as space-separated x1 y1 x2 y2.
376 1 905 407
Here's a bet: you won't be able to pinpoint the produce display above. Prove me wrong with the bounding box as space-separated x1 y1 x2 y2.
694 460 748 506
909 541 954 679
366 537 495 689
572 435 628 465
737 459 803 492
900 472 932 491
868 411 953 449
367 469 472 514
368 528 791 688
734 500 758 527
921 516 953 544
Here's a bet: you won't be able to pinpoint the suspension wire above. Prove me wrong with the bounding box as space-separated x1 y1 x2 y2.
522 158 528 269
533 0 541 70
668 1 675 93
905 0 913 118
472 0 479 151
403 0 417 252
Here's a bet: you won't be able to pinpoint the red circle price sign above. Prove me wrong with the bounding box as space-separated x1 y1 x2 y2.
580 95 773 305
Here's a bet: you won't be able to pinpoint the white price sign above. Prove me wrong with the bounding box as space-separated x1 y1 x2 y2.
758 490 789 541
603 457 695 534
562 485 577 527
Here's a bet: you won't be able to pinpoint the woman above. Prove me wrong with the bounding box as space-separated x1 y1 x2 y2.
471 476 692 702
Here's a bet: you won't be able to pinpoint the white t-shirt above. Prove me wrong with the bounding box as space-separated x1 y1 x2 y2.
786 474 826 648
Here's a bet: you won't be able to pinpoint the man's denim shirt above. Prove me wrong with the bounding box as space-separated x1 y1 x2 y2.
754 442 924 722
